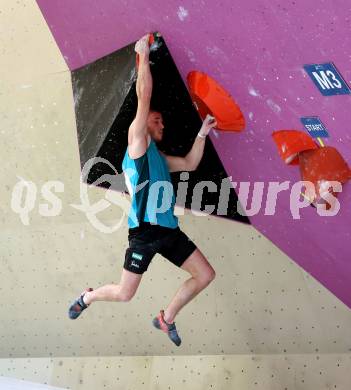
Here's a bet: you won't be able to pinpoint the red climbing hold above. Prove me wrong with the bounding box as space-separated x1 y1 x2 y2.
187 70 245 132
272 130 318 165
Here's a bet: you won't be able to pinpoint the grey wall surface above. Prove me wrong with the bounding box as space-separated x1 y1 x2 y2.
72 43 136 166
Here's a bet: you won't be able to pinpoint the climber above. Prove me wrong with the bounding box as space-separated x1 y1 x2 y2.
68 34 217 347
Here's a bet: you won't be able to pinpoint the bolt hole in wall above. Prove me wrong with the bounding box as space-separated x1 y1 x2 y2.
72 35 249 224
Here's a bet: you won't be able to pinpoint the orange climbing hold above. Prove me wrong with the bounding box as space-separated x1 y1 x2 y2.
299 146 351 207
272 130 351 210
272 130 318 165
187 71 245 132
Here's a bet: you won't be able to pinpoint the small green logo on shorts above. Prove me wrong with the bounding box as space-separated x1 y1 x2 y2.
132 252 143 261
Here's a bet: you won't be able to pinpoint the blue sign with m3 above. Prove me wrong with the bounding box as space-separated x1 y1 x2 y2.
304 63 351 96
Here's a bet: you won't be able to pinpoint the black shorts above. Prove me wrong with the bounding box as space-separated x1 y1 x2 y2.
124 222 197 274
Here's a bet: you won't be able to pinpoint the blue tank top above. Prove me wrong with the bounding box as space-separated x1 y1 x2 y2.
122 140 178 229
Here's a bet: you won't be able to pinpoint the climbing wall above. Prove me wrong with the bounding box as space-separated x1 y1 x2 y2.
1 0 351 389
35 0 351 310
